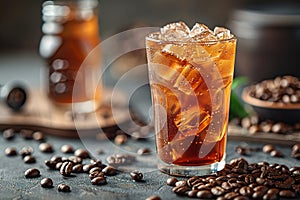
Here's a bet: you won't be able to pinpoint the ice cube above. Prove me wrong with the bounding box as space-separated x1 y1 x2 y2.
174 106 211 137
214 27 232 40
162 44 187 61
160 21 190 42
189 23 210 37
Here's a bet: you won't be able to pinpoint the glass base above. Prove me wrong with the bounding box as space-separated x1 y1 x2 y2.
157 154 226 177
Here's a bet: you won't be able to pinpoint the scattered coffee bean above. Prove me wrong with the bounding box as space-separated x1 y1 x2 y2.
61 144 74 154
5 147 17 156
187 189 199 197
91 177 107 185
114 134 127 145
57 184 71 192
2 128 15 140
137 148 151 155
279 190 296 198
102 166 117 176
68 156 82 164
89 167 102 174
145 195 161 200
106 154 135 166
55 162 63 170
23 155 36 164
262 144 275 153
50 155 62 163
235 146 248 155
291 144 300 159
40 178 53 188
60 161 73 176
270 150 283 157
83 164 94 173
19 146 33 157
32 131 45 141
130 170 143 181
74 148 90 159
71 164 83 173
24 168 40 178
39 143 53 153
45 160 56 169
166 177 178 186
20 129 33 140
89 171 105 180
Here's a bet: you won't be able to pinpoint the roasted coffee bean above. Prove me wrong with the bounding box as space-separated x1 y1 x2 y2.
249 125 260 134
24 168 40 178
172 185 188 195
211 186 226 196
57 184 71 192
260 122 273 133
262 192 277 200
3 128 15 140
187 189 198 197
175 180 187 187
19 146 33 157
224 192 239 199
60 144 74 154
89 171 105 180
166 177 178 186
50 155 62 163
292 144 300 153
145 195 161 200
91 177 107 185
89 167 102 174
270 150 283 157
68 156 82 164
271 123 286 133
32 131 45 141
114 134 127 145
130 170 143 181
102 166 117 176
45 160 56 169
137 147 151 155
241 117 251 129
72 164 83 173
39 143 53 153
40 178 53 188
55 162 63 170
239 186 253 196
221 182 232 190
262 144 275 153
216 197 226 200
5 147 17 156
279 190 295 198
20 129 33 140
24 155 36 164
74 148 90 159
60 161 73 176
235 146 248 155
197 190 213 198
83 164 94 173
267 188 279 195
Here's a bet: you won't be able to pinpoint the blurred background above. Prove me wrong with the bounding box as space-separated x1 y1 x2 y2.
0 0 299 105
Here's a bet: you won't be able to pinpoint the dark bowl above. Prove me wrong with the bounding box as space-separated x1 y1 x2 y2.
242 87 300 124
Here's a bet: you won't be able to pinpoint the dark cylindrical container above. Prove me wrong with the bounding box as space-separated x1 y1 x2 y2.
229 3 300 83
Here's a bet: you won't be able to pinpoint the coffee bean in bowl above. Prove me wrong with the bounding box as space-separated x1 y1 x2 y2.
242 75 300 124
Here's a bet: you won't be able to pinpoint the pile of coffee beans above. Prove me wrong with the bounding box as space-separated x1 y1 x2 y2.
248 75 300 103
167 158 300 200
234 115 300 134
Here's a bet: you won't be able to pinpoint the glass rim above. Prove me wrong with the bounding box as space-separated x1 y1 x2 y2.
145 32 236 45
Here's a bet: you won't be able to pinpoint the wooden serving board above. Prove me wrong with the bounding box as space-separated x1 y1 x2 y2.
0 88 130 138
228 125 300 146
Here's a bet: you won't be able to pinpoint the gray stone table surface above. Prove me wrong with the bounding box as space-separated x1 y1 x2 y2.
0 131 299 200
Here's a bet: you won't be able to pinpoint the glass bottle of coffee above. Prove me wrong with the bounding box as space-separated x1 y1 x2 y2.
39 0 102 113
